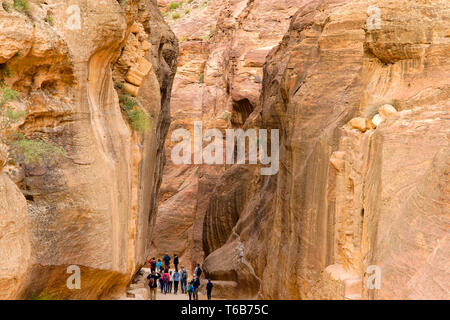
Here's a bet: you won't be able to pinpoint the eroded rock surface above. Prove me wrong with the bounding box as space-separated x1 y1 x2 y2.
0 0 177 299
254 0 449 300
156 0 449 299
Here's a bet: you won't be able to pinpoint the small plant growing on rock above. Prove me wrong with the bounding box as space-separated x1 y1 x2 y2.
199 73 204 83
44 15 54 26
127 109 151 133
0 64 13 79
11 134 66 165
168 1 181 11
2 1 10 12
172 12 180 20
222 111 231 122
119 0 127 7
0 87 18 106
13 0 28 12
118 94 151 133
0 86 66 166
119 94 138 111
29 291 53 300
115 81 124 90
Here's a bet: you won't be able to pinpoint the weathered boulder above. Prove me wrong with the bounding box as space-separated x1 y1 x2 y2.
349 117 371 132
378 104 398 119
371 114 383 127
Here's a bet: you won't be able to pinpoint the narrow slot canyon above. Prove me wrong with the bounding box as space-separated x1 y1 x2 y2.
0 0 448 302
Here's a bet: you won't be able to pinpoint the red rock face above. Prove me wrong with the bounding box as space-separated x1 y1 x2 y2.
254 0 450 300
155 0 449 299
152 0 301 273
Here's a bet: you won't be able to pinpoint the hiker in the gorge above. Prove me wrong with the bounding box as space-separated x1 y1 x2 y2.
162 269 170 294
173 269 180 295
168 270 173 293
180 265 188 294
173 254 179 271
159 270 165 293
147 270 161 300
206 279 214 300
193 277 200 300
156 259 162 272
163 253 171 268
194 263 202 279
149 257 157 272
187 280 194 301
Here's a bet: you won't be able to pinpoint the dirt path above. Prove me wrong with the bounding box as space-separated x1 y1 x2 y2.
156 291 211 300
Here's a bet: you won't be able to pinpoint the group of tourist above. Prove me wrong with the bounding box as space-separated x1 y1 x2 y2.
146 253 214 300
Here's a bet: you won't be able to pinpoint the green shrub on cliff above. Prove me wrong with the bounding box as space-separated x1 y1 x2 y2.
0 86 66 166
2 1 10 12
44 15 54 26
168 2 181 11
118 94 151 133
29 291 53 300
127 109 151 133
119 94 138 111
11 135 66 165
0 87 18 107
13 0 28 12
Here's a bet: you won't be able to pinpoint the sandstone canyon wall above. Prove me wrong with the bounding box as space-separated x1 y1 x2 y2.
153 0 302 274
0 0 177 299
155 0 449 299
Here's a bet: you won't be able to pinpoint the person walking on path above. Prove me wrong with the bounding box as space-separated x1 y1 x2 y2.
147 270 161 300
163 253 171 269
156 259 162 272
193 277 200 300
206 279 213 300
149 257 156 272
194 264 202 279
173 254 179 271
159 275 164 293
168 270 173 293
180 266 188 294
187 281 194 301
173 269 180 294
162 270 170 294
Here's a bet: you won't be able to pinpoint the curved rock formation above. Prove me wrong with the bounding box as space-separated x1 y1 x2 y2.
0 0 177 299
